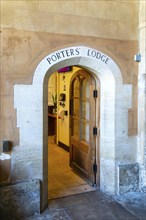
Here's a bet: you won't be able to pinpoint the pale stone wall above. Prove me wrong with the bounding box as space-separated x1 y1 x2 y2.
0 29 138 148
0 0 139 147
0 180 40 219
1 0 138 40
13 46 135 207
0 31 139 210
138 0 146 189
0 0 142 213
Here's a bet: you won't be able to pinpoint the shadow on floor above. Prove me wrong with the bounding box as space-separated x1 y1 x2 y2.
25 190 146 220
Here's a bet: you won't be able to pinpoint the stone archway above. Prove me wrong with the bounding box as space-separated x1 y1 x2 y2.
14 46 132 211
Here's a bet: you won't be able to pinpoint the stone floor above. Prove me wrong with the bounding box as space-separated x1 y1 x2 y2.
26 190 146 220
26 136 145 220
1 138 145 220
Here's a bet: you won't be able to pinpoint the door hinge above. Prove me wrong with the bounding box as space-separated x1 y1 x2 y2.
93 90 98 98
93 164 97 173
93 127 97 135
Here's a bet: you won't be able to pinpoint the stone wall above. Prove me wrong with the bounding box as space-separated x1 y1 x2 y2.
118 163 139 194
1 0 138 40
0 0 142 214
137 0 146 189
0 29 138 148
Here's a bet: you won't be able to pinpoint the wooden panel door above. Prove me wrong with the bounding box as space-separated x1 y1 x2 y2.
70 70 98 186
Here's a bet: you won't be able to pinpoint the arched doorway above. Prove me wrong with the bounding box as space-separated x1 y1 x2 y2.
48 67 99 199
14 46 132 211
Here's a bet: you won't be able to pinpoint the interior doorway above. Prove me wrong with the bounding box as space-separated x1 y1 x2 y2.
48 67 99 199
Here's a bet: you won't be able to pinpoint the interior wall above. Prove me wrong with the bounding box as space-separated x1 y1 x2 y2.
57 68 73 146
48 66 82 147
48 73 57 106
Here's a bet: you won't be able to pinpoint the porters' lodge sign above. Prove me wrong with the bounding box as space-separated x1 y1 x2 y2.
46 46 110 66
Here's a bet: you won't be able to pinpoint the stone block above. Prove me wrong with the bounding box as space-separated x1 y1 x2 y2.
0 153 11 184
100 158 116 194
0 179 40 219
11 145 42 182
115 136 137 161
118 163 139 194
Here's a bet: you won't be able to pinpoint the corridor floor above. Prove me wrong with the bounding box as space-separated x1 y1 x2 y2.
48 136 96 199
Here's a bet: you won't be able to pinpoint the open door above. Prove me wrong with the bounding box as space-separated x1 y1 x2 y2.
70 69 99 186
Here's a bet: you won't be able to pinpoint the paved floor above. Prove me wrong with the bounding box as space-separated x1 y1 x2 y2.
26 190 145 220
114 191 146 220
26 137 145 220
42 136 146 220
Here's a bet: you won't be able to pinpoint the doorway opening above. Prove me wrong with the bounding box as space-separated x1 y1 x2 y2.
48 67 99 199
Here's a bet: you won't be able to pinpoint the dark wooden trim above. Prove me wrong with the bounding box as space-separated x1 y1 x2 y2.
58 141 69 152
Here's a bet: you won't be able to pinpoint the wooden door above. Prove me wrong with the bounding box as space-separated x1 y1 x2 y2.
70 70 99 186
